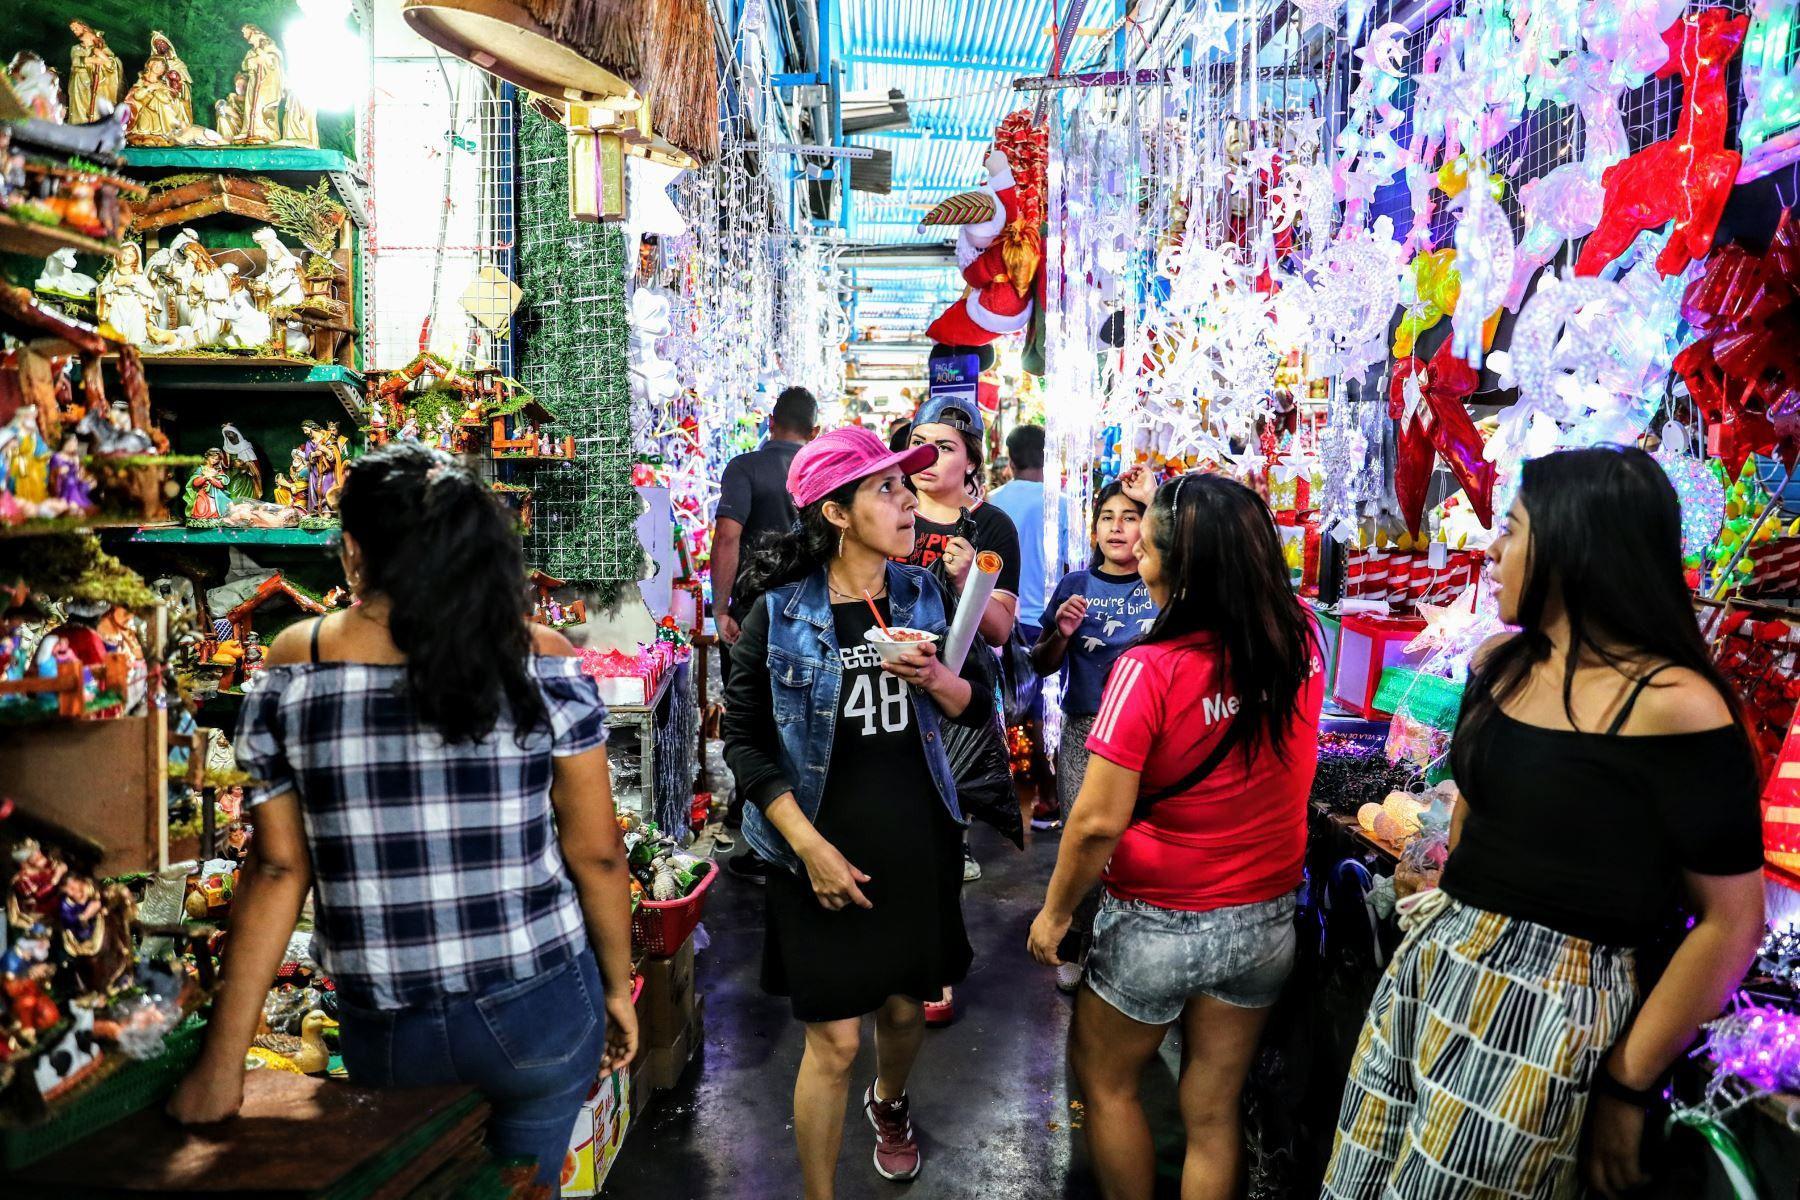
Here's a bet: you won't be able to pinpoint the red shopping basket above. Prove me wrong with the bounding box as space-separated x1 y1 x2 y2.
630 860 716 957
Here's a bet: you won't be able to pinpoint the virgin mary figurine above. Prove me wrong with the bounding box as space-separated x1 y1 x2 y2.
96 243 160 346
146 32 195 126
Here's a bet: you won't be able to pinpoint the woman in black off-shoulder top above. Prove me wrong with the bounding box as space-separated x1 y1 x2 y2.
1324 447 1767 1200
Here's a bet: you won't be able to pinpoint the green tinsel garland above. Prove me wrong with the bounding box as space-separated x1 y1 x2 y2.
515 104 643 604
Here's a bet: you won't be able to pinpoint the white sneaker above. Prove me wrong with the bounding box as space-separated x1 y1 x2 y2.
962 846 982 882
1055 961 1083 994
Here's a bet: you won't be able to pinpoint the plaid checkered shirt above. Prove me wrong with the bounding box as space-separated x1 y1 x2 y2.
236 655 608 1009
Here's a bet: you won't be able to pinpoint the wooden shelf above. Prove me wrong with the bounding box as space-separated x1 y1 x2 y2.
120 147 368 229
0 212 115 258
132 525 339 547
0 710 171 876
136 357 364 418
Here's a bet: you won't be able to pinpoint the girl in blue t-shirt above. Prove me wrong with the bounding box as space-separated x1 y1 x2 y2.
1031 480 1156 988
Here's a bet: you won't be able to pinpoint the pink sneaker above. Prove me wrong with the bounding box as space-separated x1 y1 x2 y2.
863 1083 921 1181
922 987 955 1027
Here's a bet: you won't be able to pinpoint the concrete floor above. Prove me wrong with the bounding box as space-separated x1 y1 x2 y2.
603 823 1191 1199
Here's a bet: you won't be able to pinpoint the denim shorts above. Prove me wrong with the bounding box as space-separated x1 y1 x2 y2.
1085 889 1297 1024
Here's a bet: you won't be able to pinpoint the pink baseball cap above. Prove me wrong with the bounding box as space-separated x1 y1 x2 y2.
787 426 939 508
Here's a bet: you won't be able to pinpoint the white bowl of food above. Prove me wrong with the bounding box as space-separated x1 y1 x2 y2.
863 626 939 664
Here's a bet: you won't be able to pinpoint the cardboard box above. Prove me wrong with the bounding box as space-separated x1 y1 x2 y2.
561 1067 633 1197
646 994 705 1092
638 932 696 1047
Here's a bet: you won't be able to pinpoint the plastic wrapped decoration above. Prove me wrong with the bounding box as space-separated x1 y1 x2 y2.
1449 180 1513 366
1489 270 1628 461
1389 337 1494 535
1673 209 1800 472
1740 2 1800 154
1310 216 1405 379
1576 8 1750 278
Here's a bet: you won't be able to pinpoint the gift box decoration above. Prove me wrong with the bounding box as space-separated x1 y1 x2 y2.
1332 612 1431 718
1745 538 1800 600
1342 547 1483 610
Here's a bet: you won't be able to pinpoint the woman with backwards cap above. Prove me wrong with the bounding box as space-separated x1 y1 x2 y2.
722 426 996 1199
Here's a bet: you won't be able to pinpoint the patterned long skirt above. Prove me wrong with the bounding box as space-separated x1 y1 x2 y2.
1321 900 1639 1199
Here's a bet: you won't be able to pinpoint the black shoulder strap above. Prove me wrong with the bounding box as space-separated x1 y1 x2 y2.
1605 663 1677 735
309 616 325 664
1134 725 1238 820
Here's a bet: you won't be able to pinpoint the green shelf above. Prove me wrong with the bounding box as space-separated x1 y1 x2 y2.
137 358 364 419
120 147 368 227
131 526 339 547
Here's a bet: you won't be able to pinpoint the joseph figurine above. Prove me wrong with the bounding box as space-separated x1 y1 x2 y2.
66 22 121 124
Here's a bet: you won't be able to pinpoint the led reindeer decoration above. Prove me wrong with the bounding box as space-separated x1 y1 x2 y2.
1575 7 1750 279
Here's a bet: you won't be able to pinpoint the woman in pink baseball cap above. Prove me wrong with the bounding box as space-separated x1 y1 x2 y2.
721 425 997 1198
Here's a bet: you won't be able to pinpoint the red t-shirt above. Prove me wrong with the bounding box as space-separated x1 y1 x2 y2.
1086 630 1324 911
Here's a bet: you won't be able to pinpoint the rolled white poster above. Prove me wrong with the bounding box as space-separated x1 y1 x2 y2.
943 550 1002 673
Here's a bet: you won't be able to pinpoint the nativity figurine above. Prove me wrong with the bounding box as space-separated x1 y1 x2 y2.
233 25 286 144
67 22 122 124
34 249 97 300
7 52 63 123
95 243 160 346
146 32 194 126
122 57 222 146
182 449 231 523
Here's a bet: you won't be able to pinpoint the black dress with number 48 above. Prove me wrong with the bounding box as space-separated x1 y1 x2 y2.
760 599 972 1023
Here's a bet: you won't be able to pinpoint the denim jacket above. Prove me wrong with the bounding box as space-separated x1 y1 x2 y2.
722 561 984 875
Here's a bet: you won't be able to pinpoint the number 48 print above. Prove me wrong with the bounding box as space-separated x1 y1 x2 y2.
844 672 909 735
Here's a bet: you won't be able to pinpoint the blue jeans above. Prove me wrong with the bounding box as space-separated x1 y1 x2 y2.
336 949 605 1195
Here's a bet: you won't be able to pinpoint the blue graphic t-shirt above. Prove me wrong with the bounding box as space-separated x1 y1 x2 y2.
1039 568 1157 717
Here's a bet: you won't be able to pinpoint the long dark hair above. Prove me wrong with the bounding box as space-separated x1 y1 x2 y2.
1453 447 1745 784
735 477 863 607
1143 472 1317 762
339 442 547 744
1088 480 1145 571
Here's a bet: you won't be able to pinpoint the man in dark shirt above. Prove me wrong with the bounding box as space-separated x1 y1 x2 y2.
714 387 816 878
712 386 818 651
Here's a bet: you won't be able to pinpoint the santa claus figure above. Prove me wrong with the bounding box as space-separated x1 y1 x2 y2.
925 111 1048 353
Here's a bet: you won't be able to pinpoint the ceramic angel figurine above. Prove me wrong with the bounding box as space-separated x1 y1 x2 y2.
234 25 286 144
146 32 195 126
67 22 122 124
96 243 160 346
122 58 222 146
7 53 63 123
35 249 97 299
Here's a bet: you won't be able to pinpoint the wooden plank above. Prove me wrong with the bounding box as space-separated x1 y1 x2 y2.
0 708 167 875
0 213 115 259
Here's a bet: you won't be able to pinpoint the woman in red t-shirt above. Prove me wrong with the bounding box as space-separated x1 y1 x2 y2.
1029 469 1323 1200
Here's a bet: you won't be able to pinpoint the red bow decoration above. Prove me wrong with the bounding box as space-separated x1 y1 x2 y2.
1388 338 1494 536
1672 209 1800 473
1575 8 1748 278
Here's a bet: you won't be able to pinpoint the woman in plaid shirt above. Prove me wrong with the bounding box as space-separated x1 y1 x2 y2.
169 444 637 1194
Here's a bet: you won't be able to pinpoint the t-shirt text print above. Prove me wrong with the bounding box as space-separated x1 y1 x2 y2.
839 641 911 737
1075 583 1156 654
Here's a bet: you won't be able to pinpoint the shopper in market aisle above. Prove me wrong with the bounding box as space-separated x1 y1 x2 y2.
1029 479 1155 993
1323 446 1766 1200
988 423 1056 825
722 426 993 1199
167 444 638 1196
714 386 818 881
901 393 1020 892
1028 468 1324 1200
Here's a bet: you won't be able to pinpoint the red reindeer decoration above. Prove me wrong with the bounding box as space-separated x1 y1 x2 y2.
1575 8 1748 279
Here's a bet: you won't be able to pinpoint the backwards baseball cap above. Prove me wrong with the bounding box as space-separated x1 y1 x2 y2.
911 393 984 438
788 426 939 509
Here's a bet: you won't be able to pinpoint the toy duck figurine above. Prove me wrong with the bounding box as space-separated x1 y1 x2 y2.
251 1009 337 1074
